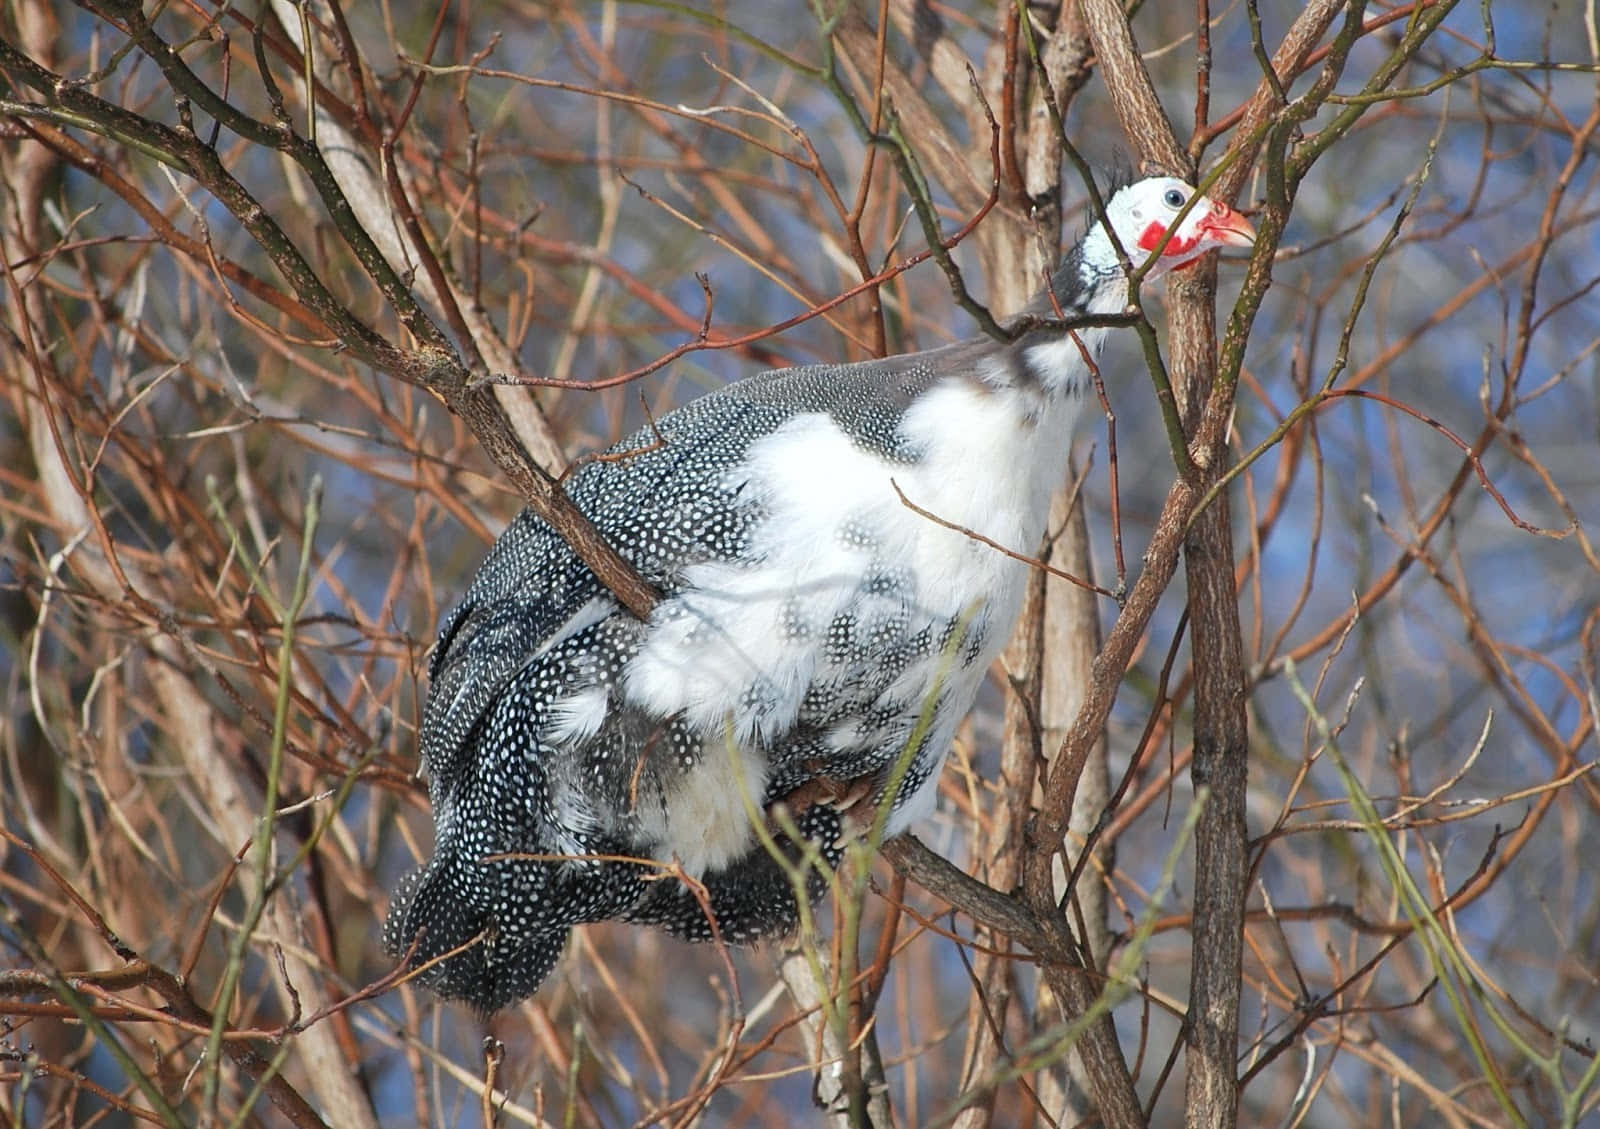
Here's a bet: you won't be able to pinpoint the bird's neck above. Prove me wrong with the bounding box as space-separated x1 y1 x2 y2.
997 230 1130 398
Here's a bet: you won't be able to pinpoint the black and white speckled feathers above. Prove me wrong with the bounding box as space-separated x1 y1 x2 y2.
384 178 1254 1012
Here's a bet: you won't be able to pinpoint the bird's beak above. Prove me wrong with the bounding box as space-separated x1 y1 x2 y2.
1203 204 1257 249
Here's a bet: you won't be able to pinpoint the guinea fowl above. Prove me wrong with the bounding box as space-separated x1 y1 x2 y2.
385 175 1254 1011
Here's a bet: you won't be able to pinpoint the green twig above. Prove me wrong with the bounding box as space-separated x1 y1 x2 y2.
0 895 185 1128
201 475 322 1119
1283 660 1531 1128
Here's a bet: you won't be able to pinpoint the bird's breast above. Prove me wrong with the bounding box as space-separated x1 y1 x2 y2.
620 377 1078 769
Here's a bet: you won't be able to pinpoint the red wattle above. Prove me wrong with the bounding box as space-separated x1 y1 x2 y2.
1136 220 1198 257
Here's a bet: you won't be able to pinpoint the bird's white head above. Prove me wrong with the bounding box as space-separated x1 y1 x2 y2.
1091 176 1256 279
1013 176 1258 393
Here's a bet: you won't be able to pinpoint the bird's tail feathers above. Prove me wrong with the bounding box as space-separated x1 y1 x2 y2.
383 853 567 1014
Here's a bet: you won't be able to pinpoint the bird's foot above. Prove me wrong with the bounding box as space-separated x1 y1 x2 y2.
771 770 885 843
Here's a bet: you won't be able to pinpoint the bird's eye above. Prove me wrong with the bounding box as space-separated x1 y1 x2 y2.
1163 187 1186 209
